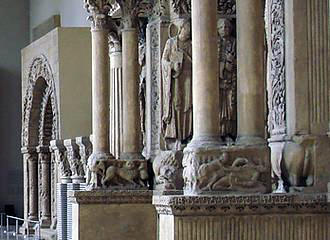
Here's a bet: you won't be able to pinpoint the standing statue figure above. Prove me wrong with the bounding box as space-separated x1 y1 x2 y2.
162 19 192 150
218 18 237 142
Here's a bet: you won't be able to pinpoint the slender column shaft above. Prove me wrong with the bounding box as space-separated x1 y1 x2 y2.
237 0 266 144
92 28 110 153
28 152 38 221
191 0 220 142
121 28 141 157
38 147 51 227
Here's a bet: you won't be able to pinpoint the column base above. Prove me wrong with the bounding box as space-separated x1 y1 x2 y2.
153 193 330 240
183 144 271 195
40 217 51 228
69 190 156 240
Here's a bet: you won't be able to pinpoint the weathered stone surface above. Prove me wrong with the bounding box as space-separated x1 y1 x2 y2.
154 193 330 240
70 190 156 240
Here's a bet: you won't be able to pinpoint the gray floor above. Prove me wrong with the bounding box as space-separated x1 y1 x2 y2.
0 226 39 240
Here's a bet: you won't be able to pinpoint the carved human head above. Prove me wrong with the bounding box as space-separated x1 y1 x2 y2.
217 18 233 38
178 19 191 42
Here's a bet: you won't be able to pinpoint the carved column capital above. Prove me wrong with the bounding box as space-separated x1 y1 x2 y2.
76 136 93 182
64 139 85 182
116 0 140 29
50 140 72 182
84 0 115 31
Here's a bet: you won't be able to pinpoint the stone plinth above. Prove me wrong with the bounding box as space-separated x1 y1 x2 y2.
69 190 157 240
153 193 330 240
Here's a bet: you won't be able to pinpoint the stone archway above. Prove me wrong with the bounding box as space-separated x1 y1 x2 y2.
21 55 59 228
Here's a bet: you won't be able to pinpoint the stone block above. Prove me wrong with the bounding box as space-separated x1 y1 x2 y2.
69 190 157 240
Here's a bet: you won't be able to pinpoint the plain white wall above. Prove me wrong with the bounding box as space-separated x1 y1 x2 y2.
29 0 89 39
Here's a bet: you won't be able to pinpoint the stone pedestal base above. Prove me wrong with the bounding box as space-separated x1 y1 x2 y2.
153 193 330 240
183 144 271 194
69 190 156 240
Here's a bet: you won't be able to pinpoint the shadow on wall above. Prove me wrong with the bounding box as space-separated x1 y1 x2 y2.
0 68 23 217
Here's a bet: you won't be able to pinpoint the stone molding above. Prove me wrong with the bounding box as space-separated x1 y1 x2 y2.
68 190 153 204
153 193 329 216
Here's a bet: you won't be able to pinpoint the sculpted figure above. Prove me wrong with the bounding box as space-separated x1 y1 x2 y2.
162 19 192 150
218 18 237 142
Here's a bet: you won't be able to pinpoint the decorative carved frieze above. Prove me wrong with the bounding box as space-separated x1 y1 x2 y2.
153 193 329 216
265 0 286 136
68 190 152 204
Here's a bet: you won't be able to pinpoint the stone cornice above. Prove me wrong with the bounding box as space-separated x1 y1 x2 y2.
153 193 330 216
69 190 153 204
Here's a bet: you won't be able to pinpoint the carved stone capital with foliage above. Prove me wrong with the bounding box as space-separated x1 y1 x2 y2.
116 0 141 29
84 0 115 30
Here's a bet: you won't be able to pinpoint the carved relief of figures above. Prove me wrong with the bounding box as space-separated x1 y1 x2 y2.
54 149 71 180
218 18 237 142
161 19 192 151
184 152 268 193
66 143 85 180
87 159 148 189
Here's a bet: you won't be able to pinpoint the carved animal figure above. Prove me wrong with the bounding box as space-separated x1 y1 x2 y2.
197 153 230 191
282 142 314 189
102 161 147 187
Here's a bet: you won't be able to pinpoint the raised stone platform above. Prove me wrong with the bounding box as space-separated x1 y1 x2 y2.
153 193 330 240
69 190 156 240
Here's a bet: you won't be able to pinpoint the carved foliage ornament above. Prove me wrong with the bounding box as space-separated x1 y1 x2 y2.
218 0 236 15
84 0 116 29
171 0 190 15
22 55 59 147
266 0 286 136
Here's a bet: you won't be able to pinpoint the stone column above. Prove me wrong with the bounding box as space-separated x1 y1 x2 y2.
108 34 123 159
182 0 221 195
22 147 38 221
121 27 142 159
190 0 220 145
236 0 266 145
37 146 51 228
84 0 114 189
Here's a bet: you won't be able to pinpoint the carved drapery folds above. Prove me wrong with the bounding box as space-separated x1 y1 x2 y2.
161 19 192 151
266 0 286 136
217 18 237 141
